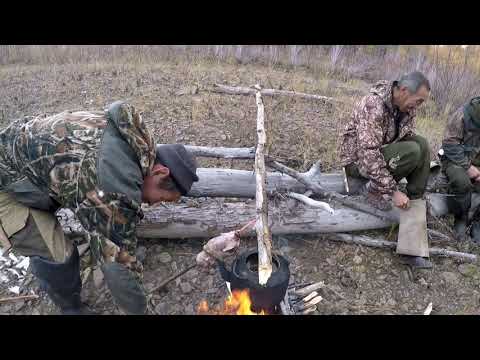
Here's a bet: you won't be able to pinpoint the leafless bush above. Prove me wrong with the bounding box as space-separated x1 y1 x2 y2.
1 45 479 116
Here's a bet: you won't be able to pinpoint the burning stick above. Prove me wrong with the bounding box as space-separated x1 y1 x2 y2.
254 85 273 286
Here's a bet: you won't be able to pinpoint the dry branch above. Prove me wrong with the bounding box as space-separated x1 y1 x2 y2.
331 233 478 262
0 294 39 303
211 83 339 103
149 264 197 293
254 88 273 286
266 158 396 223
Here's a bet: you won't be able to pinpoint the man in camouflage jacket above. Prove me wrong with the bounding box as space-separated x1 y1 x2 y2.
338 72 431 268
0 101 199 314
440 96 480 243
339 71 431 211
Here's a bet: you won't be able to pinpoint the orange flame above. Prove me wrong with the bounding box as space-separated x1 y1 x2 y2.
197 289 266 315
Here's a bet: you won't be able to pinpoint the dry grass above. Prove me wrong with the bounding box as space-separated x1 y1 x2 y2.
1 45 477 171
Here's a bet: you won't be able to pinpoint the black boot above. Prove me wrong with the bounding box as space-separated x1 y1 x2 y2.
29 247 93 315
447 193 471 240
101 262 147 315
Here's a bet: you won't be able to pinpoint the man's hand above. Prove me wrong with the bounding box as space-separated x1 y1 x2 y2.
467 165 480 180
393 191 410 209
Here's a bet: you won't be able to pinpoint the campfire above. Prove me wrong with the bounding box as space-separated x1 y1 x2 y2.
197 288 266 315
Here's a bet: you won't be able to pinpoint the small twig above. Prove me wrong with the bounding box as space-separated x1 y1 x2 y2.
149 264 197 293
0 294 39 303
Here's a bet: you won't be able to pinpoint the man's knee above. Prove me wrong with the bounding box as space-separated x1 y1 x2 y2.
8 214 55 260
410 135 430 155
399 141 422 165
445 165 472 194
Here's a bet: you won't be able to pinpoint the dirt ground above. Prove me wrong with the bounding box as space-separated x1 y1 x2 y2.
1 60 480 315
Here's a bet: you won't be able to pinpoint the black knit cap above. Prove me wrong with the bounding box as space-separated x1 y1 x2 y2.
155 144 199 195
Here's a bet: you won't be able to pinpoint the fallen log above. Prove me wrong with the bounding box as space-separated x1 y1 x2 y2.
188 166 366 198
57 193 462 240
136 199 399 238
211 83 339 103
157 145 256 159
254 87 273 285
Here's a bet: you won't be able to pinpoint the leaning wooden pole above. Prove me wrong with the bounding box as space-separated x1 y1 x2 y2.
254 86 273 286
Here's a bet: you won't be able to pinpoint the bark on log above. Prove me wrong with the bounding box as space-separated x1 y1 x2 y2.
254 88 273 285
134 199 399 239
211 83 339 103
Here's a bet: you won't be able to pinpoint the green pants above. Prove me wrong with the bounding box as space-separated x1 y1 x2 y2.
346 135 431 198
442 157 480 195
0 191 73 262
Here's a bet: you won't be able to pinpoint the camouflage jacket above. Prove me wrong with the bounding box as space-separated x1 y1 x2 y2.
338 80 417 195
442 105 480 170
0 102 156 265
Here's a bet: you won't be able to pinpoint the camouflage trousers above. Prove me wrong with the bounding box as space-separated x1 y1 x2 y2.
0 191 73 262
345 135 431 199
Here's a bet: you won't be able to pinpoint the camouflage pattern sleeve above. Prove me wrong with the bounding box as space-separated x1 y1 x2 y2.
403 109 417 138
357 97 398 195
75 185 143 268
442 109 469 169
106 102 156 177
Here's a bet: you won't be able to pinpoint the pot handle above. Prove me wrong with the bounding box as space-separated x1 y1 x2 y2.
216 259 232 283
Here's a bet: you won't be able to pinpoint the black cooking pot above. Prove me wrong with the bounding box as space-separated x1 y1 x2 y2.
217 248 290 312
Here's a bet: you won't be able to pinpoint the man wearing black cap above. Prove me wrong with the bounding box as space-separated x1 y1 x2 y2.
143 144 200 205
440 96 480 243
0 101 199 314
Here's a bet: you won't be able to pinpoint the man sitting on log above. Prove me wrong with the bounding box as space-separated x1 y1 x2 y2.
0 101 199 315
440 96 480 243
339 71 431 212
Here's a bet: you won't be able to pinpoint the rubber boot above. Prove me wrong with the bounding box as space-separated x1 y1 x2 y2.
446 193 471 241
101 262 147 315
29 247 93 315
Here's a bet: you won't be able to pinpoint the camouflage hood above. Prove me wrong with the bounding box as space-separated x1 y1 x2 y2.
369 80 395 114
